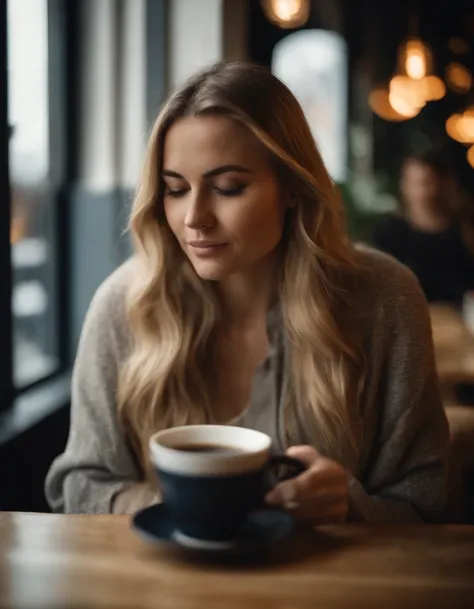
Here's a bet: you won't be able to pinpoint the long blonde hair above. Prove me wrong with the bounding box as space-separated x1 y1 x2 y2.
118 61 366 475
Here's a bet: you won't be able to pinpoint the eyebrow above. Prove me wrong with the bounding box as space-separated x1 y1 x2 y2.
162 164 252 179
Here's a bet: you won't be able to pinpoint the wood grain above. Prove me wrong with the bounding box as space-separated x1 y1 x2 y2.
0 513 473 609
430 304 474 386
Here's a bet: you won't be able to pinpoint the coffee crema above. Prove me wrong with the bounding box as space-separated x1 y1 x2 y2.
173 443 247 455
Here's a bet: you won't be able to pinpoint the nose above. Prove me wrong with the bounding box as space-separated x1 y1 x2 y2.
184 189 215 229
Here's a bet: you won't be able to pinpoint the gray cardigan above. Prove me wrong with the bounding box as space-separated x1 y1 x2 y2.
45 248 449 520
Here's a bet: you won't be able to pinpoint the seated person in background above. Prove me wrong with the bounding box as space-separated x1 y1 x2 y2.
45 62 448 522
372 153 474 306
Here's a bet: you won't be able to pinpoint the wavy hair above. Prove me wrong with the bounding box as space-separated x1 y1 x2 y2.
117 61 366 476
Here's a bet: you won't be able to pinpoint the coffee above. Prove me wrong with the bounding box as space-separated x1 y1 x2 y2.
175 443 247 455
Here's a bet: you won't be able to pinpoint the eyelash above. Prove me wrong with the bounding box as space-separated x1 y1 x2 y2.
165 185 246 198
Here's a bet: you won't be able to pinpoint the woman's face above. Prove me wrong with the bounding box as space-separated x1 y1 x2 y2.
400 160 443 214
162 115 290 281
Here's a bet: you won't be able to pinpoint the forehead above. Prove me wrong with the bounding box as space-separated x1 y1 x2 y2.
162 115 271 174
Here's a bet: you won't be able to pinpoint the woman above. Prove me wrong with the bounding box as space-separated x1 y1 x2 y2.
372 153 474 306
46 62 448 523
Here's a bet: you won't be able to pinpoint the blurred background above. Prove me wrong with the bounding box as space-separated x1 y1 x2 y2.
1 0 473 513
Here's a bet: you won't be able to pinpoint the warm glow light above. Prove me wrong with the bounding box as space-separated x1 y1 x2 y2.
468 145 474 169
398 39 432 80
446 113 474 144
10 216 25 244
459 115 474 141
449 37 470 55
261 0 310 29
389 75 426 110
406 50 426 80
446 63 472 94
388 91 421 118
421 75 446 101
389 38 446 111
275 0 299 20
368 87 410 122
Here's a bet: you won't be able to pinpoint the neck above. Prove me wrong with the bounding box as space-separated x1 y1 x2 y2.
407 205 450 233
217 253 279 326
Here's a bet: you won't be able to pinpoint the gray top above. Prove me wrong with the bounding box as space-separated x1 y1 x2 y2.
45 247 449 521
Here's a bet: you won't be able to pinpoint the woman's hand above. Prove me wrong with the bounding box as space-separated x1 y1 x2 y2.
265 445 349 524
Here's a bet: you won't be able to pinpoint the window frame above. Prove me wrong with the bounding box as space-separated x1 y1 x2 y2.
1 0 167 413
0 0 72 409
0 0 14 412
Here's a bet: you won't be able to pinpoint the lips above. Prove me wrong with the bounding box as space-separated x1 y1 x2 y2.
188 241 226 248
187 241 228 257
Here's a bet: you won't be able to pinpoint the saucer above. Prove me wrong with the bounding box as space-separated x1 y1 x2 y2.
131 503 295 556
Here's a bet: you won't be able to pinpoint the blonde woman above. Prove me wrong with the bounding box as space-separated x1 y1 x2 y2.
46 62 448 523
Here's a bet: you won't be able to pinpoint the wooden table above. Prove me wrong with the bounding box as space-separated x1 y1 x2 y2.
430 304 474 390
1 513 474 609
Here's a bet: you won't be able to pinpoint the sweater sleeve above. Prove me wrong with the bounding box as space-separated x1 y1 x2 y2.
348 259 449 522
44 267 159 514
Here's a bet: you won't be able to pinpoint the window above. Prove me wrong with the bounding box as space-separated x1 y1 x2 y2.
7 0 61 388
272 30 349 183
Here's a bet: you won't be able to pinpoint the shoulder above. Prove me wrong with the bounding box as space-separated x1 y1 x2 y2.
354 245 429 327
90 257 135 311
80 258 136 352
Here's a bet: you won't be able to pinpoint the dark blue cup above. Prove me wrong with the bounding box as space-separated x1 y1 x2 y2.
149 425 304 549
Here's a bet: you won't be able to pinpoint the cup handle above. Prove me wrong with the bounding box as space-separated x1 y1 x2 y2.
267 455 306 487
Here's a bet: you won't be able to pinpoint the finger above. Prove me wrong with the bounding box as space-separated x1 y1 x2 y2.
286 445 321 467
284 487 346 512
288 464 346 500
266 464 343 505
285 496 349 523
265 477 299 505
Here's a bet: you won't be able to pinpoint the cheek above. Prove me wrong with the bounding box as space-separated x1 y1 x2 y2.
230 199 285 248
163 202 181 236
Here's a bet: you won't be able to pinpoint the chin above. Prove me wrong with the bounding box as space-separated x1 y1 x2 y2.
190 260 233 282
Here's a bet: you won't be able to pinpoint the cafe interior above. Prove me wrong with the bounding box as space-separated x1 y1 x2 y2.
1 0 474 607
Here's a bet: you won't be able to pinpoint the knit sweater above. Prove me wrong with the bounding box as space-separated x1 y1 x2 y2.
45 247 449 521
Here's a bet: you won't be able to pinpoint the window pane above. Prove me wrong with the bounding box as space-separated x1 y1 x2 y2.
8 0 59 387
272 30 348 183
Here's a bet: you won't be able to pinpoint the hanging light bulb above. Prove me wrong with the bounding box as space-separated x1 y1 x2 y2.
405 42 428 79
261 0 310 29
394 37 445 105
398 38 432 80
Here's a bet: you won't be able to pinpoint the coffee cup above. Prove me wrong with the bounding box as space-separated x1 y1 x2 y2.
149 425 304 548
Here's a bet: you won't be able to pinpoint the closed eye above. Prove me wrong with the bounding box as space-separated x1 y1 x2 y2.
215 185 246 197
164 188 188 198
164 184 247 198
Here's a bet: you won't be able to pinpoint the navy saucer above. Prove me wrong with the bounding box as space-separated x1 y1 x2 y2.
131 503 295 556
